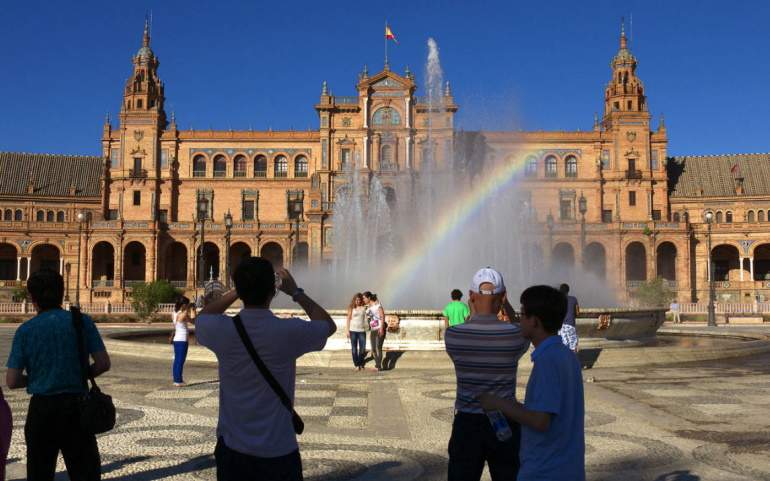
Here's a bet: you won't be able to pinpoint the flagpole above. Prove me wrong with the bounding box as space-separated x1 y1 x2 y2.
384 20 388 69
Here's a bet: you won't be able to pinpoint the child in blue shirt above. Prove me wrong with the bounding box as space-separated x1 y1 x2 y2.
480 285 585 481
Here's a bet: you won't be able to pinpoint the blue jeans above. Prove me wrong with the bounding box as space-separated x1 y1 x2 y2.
350 331 366 367
173 341 189 383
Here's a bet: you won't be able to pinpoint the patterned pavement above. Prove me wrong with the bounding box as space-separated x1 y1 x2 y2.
1 326 770 480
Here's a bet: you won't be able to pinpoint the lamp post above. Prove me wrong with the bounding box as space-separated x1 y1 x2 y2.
224 210 233 288
75 211 86 307
705 211 716 327
197 197 208 298
64 263 71 303
578 192 587 254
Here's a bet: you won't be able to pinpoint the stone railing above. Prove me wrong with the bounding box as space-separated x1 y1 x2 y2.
333 96 358 104
679 303 770 314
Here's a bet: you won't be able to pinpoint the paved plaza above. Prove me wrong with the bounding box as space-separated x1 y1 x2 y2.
2 326 770 480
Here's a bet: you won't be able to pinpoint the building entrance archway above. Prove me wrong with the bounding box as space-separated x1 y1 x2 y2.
261 242 284 268
625 242 647 282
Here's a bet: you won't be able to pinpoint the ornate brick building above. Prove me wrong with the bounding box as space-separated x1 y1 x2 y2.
0 22 768 304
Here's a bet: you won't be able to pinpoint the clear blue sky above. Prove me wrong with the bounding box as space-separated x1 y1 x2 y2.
1 0 768 157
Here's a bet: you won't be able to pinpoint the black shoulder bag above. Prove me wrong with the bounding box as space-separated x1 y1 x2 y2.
71 306 116 434
232 315 304 435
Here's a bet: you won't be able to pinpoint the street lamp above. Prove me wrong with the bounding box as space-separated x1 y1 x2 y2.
224 210 233 288
64 263 71 303
75 211 86 307
197 197 208 297
705 211 716 327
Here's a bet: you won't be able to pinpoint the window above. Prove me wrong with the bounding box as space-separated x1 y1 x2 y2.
158 209 168 223
602 210 613 223
372 107 401 126
294 155 308 177
242 200 255 220
747 211 755 223
233 155 247 177
254 155 267 177
650 150 659 170
565 156 577 178
14 210 22 221
525 156 537 177
627 100 632 110
274 155 288 178
628 158 637 172
137 99 143 109
160 149 169 169
726 211 733 223
56 211 64 222
716 211 723 223
673 212 681 222
629 191 636 206
340 149 351 170
601 150 610 169
193 155 206 177
652 210 661 221
287 190 304 220
213 155 227 177
544 156 557 178
133 191 141 206
380 145 395 171
613 101 620 111
110 148 121 168
36 211 44 222
107 209 118 220
3 209 10 221
133 157 142 174
46 211 54 222
760 210 766 222
560 199 574 220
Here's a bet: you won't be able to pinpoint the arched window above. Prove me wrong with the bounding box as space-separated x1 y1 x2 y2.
294 155 308 177
544 156 557 178
213 155 227 177
673 212 681 222
192 155 206 177
56 211 65 222
716 211 723 224
233 155 247 177
565 156 578 178
14 210 22 221
372 107 401 126
525 156 537 177
759 210 766 223
3 209 10 221
747 211 755 223
254 155 267 177
36 211 44 222
274 155 288 177
45 211 54 222
380 145 394 171
726 211 733 223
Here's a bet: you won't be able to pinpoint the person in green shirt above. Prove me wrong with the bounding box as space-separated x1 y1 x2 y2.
443 289 471 328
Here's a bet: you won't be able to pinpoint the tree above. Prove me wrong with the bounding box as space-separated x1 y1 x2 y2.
130 280 179 321
11 286 27 302
630 277 675 307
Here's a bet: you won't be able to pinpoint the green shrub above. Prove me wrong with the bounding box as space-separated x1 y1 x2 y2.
130 280 179 321
630 277 675 307
11 286 27 302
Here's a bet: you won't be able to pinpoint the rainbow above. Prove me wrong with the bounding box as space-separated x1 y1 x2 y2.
382 151 532 301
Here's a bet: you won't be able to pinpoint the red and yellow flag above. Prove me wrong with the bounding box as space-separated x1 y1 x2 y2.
385 25 398 44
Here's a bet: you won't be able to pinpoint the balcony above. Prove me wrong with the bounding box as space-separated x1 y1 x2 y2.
275 171 288 178
129 168 147 179
169 280 187 288
124 280 145 288
625 169 643 180
213 170 226 178
333 96 358 105
254 170 267 178
234 170 247 177
193 170 206 177
92 279 115 288
295 171 308 178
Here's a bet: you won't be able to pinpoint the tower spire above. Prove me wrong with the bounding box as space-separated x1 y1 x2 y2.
143 15 151 48
620 17 627 50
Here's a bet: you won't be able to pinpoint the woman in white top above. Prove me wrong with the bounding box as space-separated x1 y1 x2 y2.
363 291 386 371
172 296 194 386
346 293 368 371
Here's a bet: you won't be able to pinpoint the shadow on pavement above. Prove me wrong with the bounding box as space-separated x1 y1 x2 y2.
578 348 602 369
382 351 405 371
653 470 701 481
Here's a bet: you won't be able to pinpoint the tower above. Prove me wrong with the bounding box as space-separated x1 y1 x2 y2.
603 20 647 127
112 18 166 222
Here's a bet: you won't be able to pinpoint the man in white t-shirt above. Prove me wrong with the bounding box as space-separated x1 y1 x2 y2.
196 257 336 481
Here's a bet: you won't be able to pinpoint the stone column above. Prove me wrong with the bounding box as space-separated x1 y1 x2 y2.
363 135 369 168
740 257 745 281
59 258 64 275
16 256 21 281
406 135 412 170
750 257 755 281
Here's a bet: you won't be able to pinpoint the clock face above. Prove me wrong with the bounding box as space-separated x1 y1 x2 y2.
626 131 637 142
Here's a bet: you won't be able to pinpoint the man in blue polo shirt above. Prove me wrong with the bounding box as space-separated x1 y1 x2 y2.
479 285 585 481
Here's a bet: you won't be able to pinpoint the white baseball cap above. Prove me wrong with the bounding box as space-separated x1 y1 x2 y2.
470 267 506 295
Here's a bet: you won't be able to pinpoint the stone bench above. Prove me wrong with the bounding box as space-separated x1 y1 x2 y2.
727 316 764 324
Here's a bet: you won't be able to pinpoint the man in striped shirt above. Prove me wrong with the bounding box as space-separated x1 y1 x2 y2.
445 267 530 481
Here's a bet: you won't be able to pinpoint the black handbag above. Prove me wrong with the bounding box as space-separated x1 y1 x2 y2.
71 306 116 434
232 315 304 435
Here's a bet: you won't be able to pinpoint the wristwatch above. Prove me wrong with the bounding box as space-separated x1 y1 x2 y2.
291 288 305 302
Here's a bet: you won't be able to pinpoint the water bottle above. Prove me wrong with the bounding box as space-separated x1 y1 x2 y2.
486 410 512 442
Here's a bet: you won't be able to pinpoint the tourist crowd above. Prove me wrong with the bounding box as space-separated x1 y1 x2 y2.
4 259 585 481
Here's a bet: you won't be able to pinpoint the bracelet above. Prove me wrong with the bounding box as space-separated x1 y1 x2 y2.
291 288 305 302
